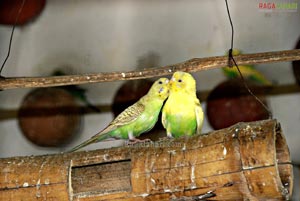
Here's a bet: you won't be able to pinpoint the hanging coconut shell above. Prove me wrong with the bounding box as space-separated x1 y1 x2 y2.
0 0 46 25
206 79 270 130
18 88 81 147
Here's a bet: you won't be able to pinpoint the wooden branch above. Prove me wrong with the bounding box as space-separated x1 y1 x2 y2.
0 119 293 200
0 49 299 90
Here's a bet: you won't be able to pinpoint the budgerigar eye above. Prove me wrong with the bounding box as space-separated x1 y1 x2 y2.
158 81 163 84
178 79 182 82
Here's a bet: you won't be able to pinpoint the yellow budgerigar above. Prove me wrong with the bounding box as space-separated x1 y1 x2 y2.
162 71 204 138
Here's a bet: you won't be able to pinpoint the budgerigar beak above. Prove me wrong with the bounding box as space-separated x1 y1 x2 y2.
169 77 175 86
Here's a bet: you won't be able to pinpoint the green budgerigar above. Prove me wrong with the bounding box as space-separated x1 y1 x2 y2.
69 78 169 152
222 49 272 85
162 71 204 138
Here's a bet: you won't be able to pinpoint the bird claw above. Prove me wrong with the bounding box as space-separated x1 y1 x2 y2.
159 136 174 141
127 138 151 145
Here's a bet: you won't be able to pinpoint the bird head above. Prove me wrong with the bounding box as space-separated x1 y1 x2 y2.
149 77 169 100
169 71 196 93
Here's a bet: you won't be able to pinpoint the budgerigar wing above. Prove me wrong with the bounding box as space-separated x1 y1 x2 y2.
195 99 204 135
99 102 145 134
161 107 167 129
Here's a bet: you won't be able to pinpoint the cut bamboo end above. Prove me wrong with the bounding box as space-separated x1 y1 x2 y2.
0 119 293 200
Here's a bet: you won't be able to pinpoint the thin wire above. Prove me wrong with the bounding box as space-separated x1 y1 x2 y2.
225 0 234 66
0 0 26 77
224 0 273 119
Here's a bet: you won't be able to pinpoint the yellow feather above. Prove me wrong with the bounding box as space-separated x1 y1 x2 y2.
162 71 204 137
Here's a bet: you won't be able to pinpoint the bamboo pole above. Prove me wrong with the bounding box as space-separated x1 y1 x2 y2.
0 119 293 200
0 49 299 90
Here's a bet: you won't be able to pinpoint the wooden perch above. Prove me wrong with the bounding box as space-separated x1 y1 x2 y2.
0 49 299 90
0 119 293 200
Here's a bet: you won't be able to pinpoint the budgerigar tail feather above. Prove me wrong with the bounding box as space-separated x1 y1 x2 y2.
67 132 110 153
